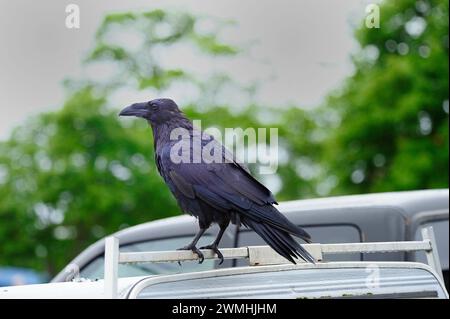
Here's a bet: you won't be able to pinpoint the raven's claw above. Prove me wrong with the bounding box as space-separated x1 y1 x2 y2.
200 244 224 265
177 245 204 264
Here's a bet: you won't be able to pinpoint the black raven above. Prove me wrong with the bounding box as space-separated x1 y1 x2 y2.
119 98 314 264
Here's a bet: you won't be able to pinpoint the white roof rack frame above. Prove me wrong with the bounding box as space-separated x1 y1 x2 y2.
103 226 443 299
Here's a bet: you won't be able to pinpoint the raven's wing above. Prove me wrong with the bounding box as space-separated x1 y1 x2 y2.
159 139 311 242
220 138 278 204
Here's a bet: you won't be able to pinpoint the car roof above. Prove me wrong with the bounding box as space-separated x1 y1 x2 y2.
278 188 449 216
117 189 449 238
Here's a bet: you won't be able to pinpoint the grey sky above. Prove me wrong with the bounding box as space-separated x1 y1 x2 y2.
0 0 374 140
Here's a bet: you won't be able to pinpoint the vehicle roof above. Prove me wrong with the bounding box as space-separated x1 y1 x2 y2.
52 189 449 282
117 189 449 237
98 188 450 241
6 261 448 299
278 188 448 215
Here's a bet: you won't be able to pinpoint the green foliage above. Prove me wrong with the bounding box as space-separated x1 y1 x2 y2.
83 10 237 92
191 34 238 55
322 0 449 194
0 87 180 273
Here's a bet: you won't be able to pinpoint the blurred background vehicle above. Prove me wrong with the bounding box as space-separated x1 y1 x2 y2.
51 189 449 290
0 267 46 287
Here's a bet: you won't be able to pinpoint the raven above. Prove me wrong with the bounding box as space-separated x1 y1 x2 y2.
119 98 314 264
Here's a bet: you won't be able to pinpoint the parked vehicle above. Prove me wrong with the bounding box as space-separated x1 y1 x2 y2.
0 267 46 287
51 189 449 289
2 228 448 299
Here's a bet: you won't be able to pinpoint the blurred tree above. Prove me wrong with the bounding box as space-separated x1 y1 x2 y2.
0 88 180 273
0 11 237 274
322 0 449 194
0 10 319 275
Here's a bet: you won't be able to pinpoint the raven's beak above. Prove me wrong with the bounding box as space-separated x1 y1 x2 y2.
119 102 148 117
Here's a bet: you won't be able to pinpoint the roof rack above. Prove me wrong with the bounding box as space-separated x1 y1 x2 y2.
103 226 443 298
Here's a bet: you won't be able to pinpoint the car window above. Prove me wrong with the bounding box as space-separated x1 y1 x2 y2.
236 224 362 265
80 235 215 280
414 219 449 270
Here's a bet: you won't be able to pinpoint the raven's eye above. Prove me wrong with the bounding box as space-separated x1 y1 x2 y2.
149 102 158 111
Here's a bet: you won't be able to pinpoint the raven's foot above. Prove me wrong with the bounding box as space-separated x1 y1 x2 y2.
177 245 204 264
199 244 224 265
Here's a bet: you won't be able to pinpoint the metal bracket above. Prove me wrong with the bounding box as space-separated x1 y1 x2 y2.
421 226 444 281
248 244 323 266
104 236 119 299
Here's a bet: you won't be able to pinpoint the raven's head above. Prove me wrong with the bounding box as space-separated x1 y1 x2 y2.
119 98 182 124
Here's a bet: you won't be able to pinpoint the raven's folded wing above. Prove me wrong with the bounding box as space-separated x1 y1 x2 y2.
159 142 311 242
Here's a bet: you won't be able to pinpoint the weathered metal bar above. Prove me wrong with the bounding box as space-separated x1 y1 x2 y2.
320 241 431 254
119 247 249 264
118 241 431 264
247 244 323 266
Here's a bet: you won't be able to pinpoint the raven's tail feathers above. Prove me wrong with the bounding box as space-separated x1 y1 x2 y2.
241 217 315 264
248 204 312 244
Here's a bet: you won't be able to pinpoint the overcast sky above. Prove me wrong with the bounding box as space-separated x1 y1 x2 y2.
0 0 375 140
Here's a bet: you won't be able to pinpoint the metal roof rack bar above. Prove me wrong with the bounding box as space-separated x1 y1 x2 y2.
103 226 442 299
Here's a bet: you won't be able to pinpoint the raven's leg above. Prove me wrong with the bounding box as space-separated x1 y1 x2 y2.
177 227 206 263
200 220 230 265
